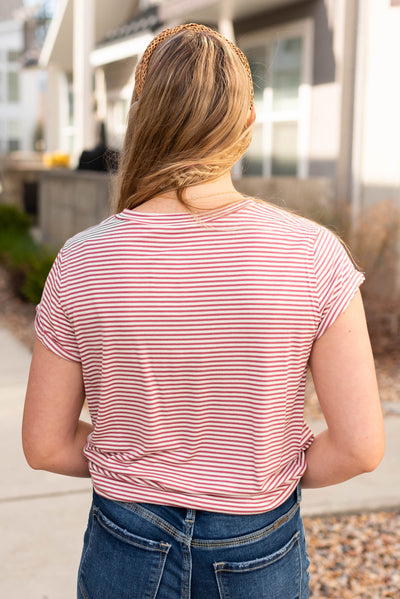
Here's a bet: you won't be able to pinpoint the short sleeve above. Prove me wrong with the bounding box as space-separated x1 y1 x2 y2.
313 227 365 339
35 249 81 362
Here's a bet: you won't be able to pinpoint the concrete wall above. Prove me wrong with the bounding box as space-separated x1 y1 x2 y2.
38 170 333 248
39 169 113 247
0 153 46 215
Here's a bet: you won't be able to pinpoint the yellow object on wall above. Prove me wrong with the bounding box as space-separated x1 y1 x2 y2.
43 152 70 168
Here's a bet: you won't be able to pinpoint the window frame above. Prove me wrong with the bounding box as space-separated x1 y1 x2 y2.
239 18 314 178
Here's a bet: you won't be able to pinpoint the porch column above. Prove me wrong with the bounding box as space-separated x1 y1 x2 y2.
73 0 96 164
94 67 107 122
45 65 69 153
218 0 235 42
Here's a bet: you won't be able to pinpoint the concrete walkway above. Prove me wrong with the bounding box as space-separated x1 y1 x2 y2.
1 327 399 598
0 329 91 599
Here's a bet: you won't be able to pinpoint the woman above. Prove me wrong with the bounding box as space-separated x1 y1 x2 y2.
23 24 384 598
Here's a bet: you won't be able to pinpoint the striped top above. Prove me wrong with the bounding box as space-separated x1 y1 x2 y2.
35 199 364 514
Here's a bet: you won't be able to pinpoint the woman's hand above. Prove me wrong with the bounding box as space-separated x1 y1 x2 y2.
301 290 385 488
22 339 93 477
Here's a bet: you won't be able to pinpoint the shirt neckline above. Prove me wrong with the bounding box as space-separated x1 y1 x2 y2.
116 198 253 223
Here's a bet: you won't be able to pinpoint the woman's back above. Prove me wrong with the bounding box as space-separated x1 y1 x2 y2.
36 198 363 513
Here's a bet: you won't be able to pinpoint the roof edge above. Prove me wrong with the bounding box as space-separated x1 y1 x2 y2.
39 0 70 68
90 32 154 67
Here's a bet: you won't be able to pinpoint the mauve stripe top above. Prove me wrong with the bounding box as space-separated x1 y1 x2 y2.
35 199 364 514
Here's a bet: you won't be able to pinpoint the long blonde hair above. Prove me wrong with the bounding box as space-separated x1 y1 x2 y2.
115 24 254 214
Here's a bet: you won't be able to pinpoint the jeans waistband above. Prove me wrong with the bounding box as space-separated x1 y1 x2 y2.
93 485 302 548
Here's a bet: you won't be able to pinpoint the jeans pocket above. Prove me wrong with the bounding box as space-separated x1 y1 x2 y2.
214 531 303 599
78 507 171 599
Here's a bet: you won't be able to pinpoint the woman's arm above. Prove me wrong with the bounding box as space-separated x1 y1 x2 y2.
22 339 93 477
301 290 385 488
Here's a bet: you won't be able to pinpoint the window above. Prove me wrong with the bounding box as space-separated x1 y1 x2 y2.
7 119 21 151
7 50 20 63
8 138 20 152
240 21 313 178
7 71 20 102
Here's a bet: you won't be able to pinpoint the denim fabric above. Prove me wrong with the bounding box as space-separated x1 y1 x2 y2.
77 486 309 599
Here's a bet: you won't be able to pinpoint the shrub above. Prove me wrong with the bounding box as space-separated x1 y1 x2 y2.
0 204 31 234
21 252 56 305
0 205 57 304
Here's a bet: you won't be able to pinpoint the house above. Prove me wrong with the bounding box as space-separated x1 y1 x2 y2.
159 0 400 216
40 0 154 159
39 0 400 239
0 0 47 155
0 1 56 218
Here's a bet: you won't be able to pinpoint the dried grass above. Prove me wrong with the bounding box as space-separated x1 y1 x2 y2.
312 199 400 354
350 201 400 353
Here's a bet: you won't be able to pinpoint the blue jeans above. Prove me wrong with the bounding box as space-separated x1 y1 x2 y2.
77 486 309 598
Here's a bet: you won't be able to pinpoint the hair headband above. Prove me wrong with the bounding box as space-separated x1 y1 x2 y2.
134 23 254 108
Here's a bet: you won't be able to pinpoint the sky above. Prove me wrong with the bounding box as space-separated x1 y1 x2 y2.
23 0 58 11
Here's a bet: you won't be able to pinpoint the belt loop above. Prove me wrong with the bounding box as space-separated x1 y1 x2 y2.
186 508 196 521
184 509 196 539
296 484 302 503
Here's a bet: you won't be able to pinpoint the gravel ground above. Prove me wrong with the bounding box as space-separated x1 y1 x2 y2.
304 511 400 598
1 264 399 597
